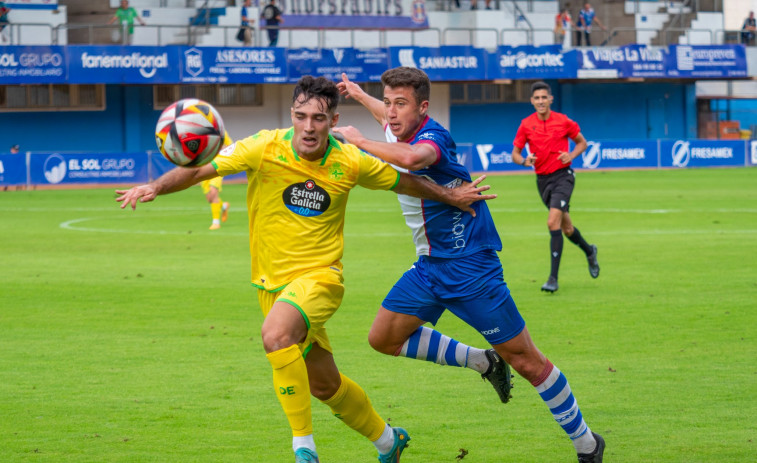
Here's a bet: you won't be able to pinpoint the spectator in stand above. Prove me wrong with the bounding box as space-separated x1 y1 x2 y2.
741 11 756 46
575 3 606 46
107 0 145 45
555 5 575 49
0 2 10 44
470 0 492 10
260 0 283 47
240 0 254 46
10 144 19 154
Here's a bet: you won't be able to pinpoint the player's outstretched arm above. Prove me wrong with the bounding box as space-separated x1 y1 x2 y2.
336 73 386 127
394 173 496 217
333 125 435 171
116 164 217 210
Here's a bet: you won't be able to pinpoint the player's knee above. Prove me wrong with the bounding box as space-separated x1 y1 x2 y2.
310 376 340 400
367 330 396 356
261 326 298 354
562 225 574 236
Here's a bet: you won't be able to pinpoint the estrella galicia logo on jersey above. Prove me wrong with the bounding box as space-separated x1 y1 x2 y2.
283 179 331 217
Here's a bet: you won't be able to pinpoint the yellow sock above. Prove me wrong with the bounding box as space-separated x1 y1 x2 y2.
266 345 313 437
321 373 386 442
210 201 222 221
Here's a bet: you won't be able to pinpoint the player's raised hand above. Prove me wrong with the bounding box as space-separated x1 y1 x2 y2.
332 125 364 145
336 73 363 100
115 184 158 210
451 175 497 217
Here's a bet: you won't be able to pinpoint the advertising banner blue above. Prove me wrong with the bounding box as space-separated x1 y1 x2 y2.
67 46 179 84
576 45 666 79
29 152 150 185
750 141 757 166
666 45 747 78
0 154 27 186
577 140 659 170
490 45 576 80
660 139 745 168
7 1 58 9
0 45 67 84
389 46 486 81
287 48 388 82
468 143 522 173
181 46 287 84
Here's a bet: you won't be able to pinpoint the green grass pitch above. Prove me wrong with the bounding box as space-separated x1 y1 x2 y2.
1 167 755 462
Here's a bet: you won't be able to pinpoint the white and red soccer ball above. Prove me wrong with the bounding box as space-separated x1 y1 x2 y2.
155 98 225 167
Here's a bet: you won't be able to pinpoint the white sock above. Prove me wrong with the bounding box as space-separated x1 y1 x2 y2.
573 430 597 454
212 219 220 225
292 434 316 453
466 347 490 374
372 424 395 454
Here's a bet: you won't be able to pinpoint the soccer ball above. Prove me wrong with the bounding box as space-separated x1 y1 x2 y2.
155 98 225 167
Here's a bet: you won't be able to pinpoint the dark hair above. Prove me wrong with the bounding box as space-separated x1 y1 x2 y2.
531 81 551 95
292 76 339 113
381 67 431 105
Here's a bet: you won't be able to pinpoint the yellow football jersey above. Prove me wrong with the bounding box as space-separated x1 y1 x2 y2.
211 128 400 291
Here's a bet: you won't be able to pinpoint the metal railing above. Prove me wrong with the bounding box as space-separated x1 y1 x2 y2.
0 23 55 45
2 22 748 48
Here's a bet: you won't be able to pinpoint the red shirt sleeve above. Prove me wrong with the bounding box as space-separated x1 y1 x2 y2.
565 116 580 140
513 120 528 149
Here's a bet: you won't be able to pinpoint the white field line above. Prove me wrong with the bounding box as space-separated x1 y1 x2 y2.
59 217 757 237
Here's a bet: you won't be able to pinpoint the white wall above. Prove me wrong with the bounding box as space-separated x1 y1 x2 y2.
724 0 757 30
3 6 68 45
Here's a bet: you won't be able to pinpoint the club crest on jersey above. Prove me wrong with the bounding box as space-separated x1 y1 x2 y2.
283 179 331 217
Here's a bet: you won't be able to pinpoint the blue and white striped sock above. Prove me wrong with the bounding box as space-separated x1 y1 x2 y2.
533 361 596 454
396 326 489 373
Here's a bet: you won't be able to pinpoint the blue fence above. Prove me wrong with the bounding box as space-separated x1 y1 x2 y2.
1 140 754 188
0 44 747 84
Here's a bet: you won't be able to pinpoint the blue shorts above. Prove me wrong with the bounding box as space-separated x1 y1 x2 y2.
382 250 526 345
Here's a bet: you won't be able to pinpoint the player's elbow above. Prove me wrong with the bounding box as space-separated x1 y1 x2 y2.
398 154 431 171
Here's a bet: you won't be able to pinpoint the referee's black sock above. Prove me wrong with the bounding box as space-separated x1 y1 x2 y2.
566 227 593 255
550 229 563 279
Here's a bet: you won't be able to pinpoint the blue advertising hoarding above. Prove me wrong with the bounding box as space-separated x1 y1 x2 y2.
468 143 522 173
28 152 150 185
0 154 27 186
0 46 67 83
576 45 666 79
286 48 388 82
666 45 747 78
67 46 179 84
578 140 659 170
660 139 746 168
181 46 287 84
0 44 750 84
490 45 575 80
389 46 486 81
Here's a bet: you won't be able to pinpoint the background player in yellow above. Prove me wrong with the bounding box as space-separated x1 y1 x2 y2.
115 76 494 463
200 132 233 230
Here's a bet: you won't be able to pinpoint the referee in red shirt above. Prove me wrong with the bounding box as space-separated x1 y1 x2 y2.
511 81 599 293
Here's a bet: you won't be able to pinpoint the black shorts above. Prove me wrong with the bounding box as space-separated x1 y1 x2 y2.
536 167 575 212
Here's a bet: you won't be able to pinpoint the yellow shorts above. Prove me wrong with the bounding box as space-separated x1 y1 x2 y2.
201 176 223 195
257 267 344 356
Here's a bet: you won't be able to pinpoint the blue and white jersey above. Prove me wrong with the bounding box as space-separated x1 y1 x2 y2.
579 8 596 32
384 116 502 258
